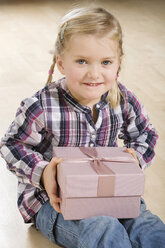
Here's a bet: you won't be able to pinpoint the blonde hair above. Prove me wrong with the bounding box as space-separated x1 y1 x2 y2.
46 7 124 108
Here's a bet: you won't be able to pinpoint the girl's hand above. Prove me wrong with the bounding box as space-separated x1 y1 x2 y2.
41 157 62 213
125 148 139 164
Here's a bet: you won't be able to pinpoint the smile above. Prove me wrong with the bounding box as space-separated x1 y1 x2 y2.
83 83 103 87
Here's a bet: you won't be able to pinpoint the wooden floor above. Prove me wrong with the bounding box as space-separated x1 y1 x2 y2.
0 0 165 247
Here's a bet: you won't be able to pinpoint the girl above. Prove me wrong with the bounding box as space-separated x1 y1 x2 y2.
0 7 165 248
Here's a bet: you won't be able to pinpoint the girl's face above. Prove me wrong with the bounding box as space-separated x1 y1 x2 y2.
56 34 121 109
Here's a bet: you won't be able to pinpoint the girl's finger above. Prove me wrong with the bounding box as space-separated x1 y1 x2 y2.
50 197 61 213
53 203 61 213
125 148 139 163
49 157 62 169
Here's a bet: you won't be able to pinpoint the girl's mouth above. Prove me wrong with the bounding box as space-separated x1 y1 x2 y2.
83 83 103 87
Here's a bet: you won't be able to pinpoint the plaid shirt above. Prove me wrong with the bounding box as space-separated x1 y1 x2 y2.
0 77 158 223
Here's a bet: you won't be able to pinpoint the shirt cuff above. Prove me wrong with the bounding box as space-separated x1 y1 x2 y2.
135 151 150 170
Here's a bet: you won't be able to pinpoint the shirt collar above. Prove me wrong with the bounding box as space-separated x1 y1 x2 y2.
56 77 108 113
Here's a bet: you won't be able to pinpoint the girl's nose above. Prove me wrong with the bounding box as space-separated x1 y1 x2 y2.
87 65 100 80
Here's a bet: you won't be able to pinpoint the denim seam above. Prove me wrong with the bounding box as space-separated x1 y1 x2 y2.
47 212 58 243
130 240 140 248
56 223 79 239
55 224 87 248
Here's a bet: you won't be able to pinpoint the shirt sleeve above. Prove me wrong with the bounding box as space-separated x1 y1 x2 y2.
118 91 158 170
0 93 48 189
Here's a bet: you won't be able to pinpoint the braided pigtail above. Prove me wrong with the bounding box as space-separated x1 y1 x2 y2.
46 54 56 85
106 67 124 109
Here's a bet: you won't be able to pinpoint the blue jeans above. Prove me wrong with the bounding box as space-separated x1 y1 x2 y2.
35 199 165 248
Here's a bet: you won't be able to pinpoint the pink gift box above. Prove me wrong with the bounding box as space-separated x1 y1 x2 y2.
54 147 145 220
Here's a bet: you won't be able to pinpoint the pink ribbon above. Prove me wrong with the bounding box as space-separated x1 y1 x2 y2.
57 147 134 197
79 147 115 196
61 147 122 197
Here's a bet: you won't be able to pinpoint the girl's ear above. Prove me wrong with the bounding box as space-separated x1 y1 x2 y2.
56 55 65 75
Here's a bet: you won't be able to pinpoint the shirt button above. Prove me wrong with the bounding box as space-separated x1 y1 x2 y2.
96 104 100 109
91 134 96 139
90 143 94 147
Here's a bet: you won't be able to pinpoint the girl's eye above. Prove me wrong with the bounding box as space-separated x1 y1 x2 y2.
76 59 86 64
102 60 111 65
